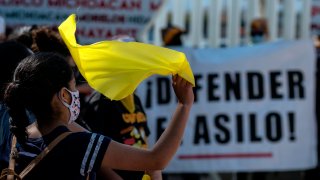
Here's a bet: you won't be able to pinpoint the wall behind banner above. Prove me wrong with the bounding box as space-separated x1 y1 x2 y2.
136 40 318 172
0 0 162 44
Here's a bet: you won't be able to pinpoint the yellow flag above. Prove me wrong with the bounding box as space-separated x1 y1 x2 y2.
142 174 151 180
58 14 195 100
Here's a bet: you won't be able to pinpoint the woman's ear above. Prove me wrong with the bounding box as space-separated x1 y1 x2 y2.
59 88 72 105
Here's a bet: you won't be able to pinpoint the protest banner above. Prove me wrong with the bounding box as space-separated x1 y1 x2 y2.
136 40 317 172
0 0 162 43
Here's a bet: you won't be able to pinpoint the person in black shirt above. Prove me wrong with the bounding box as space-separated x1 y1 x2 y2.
80 35 161 179
82 91 162 179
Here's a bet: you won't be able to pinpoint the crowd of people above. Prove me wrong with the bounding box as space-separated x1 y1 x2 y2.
0 23 194 180
1 15 320 180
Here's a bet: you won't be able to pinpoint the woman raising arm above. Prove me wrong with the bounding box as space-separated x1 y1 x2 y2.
102 74 193 171
4 52 193 180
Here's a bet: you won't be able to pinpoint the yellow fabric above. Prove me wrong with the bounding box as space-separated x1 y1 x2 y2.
142 174 151 180
120 94 135 113
58 14 195 100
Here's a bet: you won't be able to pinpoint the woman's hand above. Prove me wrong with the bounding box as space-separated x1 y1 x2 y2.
172 75 194 106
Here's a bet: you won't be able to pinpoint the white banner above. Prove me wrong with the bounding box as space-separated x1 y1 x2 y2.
0 0 162 44
136 40 317 172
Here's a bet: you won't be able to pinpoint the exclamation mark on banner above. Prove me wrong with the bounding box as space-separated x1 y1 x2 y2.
288 112 296 141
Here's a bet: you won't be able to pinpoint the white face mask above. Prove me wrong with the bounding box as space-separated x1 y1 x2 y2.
60 87 80 124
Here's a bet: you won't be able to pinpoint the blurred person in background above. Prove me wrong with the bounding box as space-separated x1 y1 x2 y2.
7 25 36 49
304 36 320 180
7 25 93 100
0 16 5 42
161 25 185 46
0 41 33 171
250 18 268 44
80 35 162 180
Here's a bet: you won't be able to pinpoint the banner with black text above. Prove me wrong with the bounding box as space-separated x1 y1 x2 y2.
136 40 317 172
0 0 162 44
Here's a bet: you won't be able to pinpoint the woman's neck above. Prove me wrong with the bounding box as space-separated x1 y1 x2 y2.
38 94 70 135
36 119 66 136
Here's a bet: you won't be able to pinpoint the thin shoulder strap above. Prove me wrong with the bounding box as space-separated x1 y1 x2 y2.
19 131 72 179
6 135 18 180
8 135 17 170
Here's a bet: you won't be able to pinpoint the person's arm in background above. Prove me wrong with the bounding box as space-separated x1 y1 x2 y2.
77 83 93 97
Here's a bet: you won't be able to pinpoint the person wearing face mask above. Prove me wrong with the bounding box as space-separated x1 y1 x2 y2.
250 18 268 44
16 26 122 179
58 87 81 123
0 40 90 173
2 52 194 180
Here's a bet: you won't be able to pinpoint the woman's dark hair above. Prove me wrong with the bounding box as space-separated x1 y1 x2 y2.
4 52 73 144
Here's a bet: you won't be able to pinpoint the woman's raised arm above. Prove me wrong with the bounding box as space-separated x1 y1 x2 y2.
100 75 194 172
